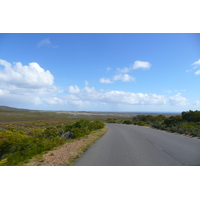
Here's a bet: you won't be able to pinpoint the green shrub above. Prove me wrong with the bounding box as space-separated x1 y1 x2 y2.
106 118 119 123
170 126 178 133
152 121 161 129
123 120 132 124
164 115 182 127
42 126 62 138
182 110 200 122
3 137 66 166
0 126 66 165
0 118 77 165
64 119 104 139
136 121 146 126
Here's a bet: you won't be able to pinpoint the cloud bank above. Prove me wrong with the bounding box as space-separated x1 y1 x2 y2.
0 59 193 111
65 85 81 94
41 84 188 109
0 59 55 90
0 59 57 108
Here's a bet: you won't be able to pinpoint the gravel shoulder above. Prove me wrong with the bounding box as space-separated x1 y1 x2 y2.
24 126 108 166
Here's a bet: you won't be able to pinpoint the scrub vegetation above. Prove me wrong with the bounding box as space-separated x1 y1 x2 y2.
106 110 200 138
0 111 105 166
1 106 199 166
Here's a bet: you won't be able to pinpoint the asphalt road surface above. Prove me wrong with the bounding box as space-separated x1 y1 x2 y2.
73 123 200 166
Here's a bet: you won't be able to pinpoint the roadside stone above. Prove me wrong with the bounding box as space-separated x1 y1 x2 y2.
61 132 73 139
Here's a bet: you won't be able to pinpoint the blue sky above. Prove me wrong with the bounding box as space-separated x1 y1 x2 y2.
0 33 200 112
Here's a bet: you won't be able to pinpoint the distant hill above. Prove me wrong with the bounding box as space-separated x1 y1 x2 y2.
0 106 30 112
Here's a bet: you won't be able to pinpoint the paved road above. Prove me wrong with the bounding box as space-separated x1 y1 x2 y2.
73 123 200 166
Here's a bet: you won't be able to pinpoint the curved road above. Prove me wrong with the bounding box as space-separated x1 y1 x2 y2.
73 123 200 166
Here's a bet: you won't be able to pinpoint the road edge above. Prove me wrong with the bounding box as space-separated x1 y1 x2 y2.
24 126 108 166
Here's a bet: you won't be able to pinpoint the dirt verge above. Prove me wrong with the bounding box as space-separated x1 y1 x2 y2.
24 126 108 166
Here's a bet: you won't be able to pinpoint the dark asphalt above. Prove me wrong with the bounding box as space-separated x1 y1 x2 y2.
73 123 200 166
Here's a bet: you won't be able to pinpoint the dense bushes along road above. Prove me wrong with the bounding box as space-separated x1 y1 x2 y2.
1 110 199 166
106 110 200 138
0 119 104 166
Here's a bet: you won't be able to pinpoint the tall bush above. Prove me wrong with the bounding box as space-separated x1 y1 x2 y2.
65 119 104 139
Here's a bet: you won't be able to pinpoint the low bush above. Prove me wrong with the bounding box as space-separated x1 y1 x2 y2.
0 129 66 166
123 120 132 124
182 110 200 122
65 119 104 139
135 121 146 126
132 110 200 138
105 118 120 123
0 119 105 166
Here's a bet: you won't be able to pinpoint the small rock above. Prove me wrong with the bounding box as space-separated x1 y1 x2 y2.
61 132 73 139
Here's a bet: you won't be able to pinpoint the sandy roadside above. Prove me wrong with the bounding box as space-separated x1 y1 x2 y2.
24 126 108 166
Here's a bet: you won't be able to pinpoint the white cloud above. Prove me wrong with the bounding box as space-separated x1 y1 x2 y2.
169 93 188 106
83 86 96 93
194 100 200 106
133 60 151 70
191 59 200 66
62 85 168 106
0 59 60 109
85 80 89 87
0 59 58 103
0 59 12 68
100 74 135 84
43 94 89 107
187 59 200 75
100 60 151 84
64 95 90 107
195 70 200 75
165 89 186 94
106 67 112 72
117 67 130 73
59 87 189 108
2 80 189 110
113 74 135 82
185 69 192 73
0 91 45 109
0 58 191 111
37 38 51 47
0 59 54 89
0 89 9 96
81 86 100 101
44 97 64 105
165 90 172 94
37 38 58 48
33 97 42 105
181 89 186 92
100 91 167 105
99 78 113 84
65 85 80 94
117 61 151 73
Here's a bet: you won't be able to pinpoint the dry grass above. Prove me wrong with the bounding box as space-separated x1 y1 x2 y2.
24 126 108 166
